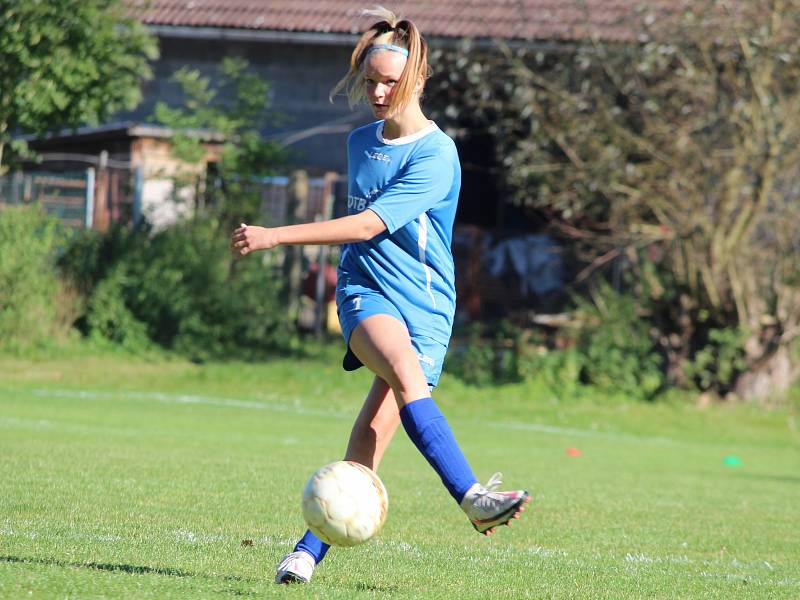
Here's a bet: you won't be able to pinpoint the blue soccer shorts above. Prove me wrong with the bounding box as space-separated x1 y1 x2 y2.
336 289 447 387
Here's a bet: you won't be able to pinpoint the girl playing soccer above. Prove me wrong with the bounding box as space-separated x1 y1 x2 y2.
230 6 530 584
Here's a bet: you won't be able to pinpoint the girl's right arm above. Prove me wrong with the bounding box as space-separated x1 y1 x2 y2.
230 209 386 256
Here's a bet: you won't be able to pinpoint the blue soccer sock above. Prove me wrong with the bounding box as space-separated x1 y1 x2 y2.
399 397 478 503
294 529 330 564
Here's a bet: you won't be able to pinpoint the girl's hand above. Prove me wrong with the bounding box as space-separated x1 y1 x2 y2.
230 223 279 255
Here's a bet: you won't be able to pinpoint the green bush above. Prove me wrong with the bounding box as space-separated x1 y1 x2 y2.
446 324 499 386
447 320 541 386
520 346 585 400
448 289 666 400
61 217 289 360
58 224 131 297
683 327 748 393
85 266 150 352
573 284 665 400
0 206 63 350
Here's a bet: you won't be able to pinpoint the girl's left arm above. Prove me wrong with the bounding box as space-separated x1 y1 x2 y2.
231 210 386 256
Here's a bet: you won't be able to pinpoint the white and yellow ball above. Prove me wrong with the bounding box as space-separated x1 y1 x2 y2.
301 460 388 547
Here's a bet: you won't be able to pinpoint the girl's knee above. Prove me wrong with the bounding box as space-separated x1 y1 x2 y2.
385 352 423 389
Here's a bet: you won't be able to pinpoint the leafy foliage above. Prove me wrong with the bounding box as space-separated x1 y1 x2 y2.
126 218 289 360
572 285 665 400
521 346 585 401
53 57 293 359
60 219 290 361
85 265 151 352
447 321 527 386
0 206 64 350
58 224 132 297
0 0 157 170
684 327 748 393
448 289 663 400
429 1 800 399
151 57 288 230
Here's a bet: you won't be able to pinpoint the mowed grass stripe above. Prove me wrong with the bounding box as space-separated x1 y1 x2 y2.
5 386 776 448
1 360 799 598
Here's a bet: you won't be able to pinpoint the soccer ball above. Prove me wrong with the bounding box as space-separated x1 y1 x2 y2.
301 460 388 547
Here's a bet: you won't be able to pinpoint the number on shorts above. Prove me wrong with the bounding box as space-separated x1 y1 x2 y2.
353 296 362 310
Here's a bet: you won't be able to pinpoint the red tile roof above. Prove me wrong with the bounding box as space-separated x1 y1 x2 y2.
129 1 651 42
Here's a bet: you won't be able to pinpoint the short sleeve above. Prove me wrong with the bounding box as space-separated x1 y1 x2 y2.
368 143 455 234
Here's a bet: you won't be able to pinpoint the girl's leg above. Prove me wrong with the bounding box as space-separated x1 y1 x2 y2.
345 376 401 469
349 314 529 536
279 377 401 583
348 314 478 502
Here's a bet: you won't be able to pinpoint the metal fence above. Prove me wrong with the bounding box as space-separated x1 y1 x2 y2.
256 171 344 336
1 162 344 233
258 171 343 226
0 170 92 228
0 165 139 230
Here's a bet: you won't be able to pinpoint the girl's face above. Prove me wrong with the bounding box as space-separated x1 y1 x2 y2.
363 50 409 119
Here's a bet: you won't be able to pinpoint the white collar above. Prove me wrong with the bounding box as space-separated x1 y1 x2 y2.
376 121 438 145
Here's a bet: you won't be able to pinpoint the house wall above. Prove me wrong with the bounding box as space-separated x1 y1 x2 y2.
116 32 534 232
130 137 204 228
29 135 134 164
119 36 372 174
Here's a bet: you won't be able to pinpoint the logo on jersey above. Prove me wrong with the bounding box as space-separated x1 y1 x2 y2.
366 150 391 163
348 188 381 213
417 354 436 367
348 195 368 212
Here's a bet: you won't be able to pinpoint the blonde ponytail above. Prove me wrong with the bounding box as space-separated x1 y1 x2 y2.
330 6 430 116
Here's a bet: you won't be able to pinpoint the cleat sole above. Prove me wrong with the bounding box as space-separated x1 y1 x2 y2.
472 491 531 535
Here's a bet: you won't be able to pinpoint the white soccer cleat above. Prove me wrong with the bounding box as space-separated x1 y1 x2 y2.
275 550 316 584
460 472 531 535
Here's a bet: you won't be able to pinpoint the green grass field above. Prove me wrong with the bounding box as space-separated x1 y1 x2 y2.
1 350 799 598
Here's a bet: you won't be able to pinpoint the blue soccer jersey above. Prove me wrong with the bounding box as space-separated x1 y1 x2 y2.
337 120 461 347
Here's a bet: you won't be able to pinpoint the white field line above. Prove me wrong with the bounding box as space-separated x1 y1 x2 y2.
173 528 225 544
0 523 292 552
1 521 121 543
27 388 351 420
17 388 679 445
488 420 680 445
0 414 133 436
479 544 798 588
0 520 293 548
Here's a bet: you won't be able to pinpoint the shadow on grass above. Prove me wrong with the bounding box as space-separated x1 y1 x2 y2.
734 472 800 484
0 554 252 582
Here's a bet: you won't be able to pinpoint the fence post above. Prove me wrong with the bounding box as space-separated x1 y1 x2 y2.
284 169 308 326
12 171 23 203
133 166 143 227
85 167 95 229
313 225 329 339
313 172 339 338
93 151 110 231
